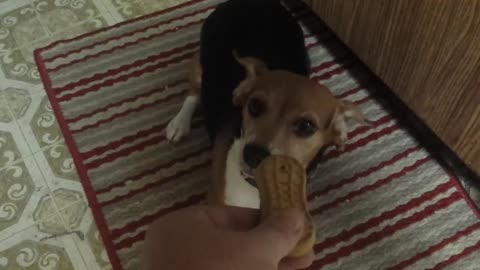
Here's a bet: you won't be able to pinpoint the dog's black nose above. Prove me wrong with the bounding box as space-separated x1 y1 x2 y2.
243 143 270 169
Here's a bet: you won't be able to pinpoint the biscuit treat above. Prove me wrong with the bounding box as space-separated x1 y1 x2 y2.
254 155 315 257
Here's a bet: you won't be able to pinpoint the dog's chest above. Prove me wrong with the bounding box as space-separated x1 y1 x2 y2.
223 139 260 209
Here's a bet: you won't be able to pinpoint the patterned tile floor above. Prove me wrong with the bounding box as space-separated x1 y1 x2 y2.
0 0 479 269
0 0 187 269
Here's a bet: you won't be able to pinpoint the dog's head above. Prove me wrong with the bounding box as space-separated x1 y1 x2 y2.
232 55 367 176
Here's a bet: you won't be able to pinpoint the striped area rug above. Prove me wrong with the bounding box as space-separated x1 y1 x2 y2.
34 0 480 269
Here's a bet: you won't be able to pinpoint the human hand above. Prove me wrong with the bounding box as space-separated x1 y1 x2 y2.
140 205 314 270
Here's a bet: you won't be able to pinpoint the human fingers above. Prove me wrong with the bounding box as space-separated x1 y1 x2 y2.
278 251 314 270
203 205 261 231
247 209 304 262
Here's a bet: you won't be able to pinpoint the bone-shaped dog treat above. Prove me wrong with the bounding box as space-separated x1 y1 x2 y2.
254 155 315 257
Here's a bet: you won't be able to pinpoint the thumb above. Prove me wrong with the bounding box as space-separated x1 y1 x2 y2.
248 209 305 262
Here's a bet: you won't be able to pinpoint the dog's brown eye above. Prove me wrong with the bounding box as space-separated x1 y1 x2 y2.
294 119 317 138
248 98 265 118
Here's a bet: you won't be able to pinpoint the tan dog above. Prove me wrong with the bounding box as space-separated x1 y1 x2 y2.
165 0 366 209
166 53 366 209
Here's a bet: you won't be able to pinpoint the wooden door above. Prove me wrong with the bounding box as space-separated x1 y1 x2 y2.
308 0 480 174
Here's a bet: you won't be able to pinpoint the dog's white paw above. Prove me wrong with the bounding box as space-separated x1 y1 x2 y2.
166 114 191 142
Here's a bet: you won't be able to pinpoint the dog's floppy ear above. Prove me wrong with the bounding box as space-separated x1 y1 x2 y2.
330 100 369 150
232 51 268 106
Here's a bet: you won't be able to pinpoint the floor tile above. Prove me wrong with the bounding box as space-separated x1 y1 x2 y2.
63 201 113 270
108 0 190 20
35 140 80 182
0 0 31 9
3 87 32 120
0 91 14 124
90 0 124 24
31 0 115 42
0 216 88 270
2 79 47 97
15 94 64 153
0 1 51 85
0 95 33 168
0 156 56 242
34 142 86 210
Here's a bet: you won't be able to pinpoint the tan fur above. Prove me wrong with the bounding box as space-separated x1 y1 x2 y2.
207 125 232 204
186 54 366 204
188 53 229 204
239 70 339 167
188 52 202 96
232 52 268 106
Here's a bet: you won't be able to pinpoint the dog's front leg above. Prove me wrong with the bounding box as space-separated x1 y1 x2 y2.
166 53 201 142
166 94 199 142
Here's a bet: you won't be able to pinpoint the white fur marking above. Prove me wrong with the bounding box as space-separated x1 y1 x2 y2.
166 95 199 142
224 139 260 209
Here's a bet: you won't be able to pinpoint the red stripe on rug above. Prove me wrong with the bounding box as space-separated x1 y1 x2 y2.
110 193 205 239
114 195 215 249
447 173 480 219
388 222 480 270
310 157 431 216
343 115 392 140
80 117 201 159
309 192 462 269
43 0 209 62
66 79 187 124
314 182 453 252
428 239 480 270
324 123 399 160
308 146 421 200
71 91 184 134
57 51 196 102
85 131 175 169
310 60 337 73
96 145 210 194
311 66 346 81
47 16 207 72
336 87 363 99
84 133 166 169
352 95 371 105
83 120 204 168
318 115 393 161
54 41 199 93
82 124 165 159
115 231 147 250
100 161 209 207
306 40 321 48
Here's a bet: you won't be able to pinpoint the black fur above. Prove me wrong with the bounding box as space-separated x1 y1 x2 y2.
199 0 309 140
